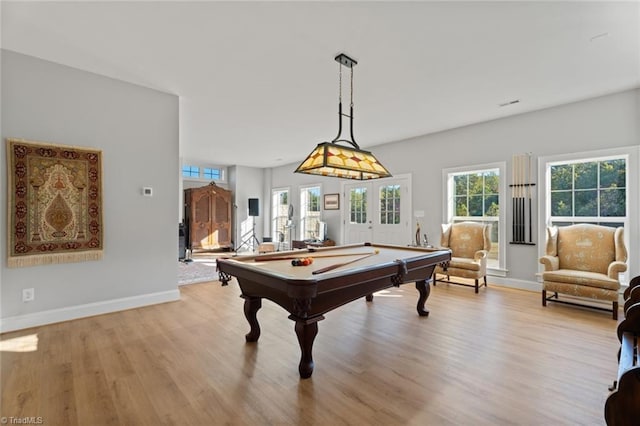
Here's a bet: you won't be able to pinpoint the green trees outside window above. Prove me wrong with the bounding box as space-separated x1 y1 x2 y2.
380 185 401 225
349 188 367 224
454 171 500 218
550 159 626 220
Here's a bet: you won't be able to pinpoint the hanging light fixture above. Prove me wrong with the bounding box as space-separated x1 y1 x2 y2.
295 53 392 180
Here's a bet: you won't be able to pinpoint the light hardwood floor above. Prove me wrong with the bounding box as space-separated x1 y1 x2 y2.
1 279 620 425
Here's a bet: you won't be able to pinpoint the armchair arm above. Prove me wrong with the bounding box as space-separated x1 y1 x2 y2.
474 250 488 262
608 261 627 279
539 255 559 271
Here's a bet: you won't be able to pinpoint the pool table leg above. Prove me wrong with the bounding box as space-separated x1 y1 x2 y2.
292 317 323 379
415 279 431 317
242 295 262 342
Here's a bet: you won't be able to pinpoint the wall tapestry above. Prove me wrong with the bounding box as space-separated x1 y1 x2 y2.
6 138 103 267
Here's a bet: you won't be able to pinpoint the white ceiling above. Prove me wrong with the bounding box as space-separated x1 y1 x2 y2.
2 1 639 168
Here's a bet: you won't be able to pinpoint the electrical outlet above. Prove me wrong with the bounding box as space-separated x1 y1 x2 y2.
22 288 35 302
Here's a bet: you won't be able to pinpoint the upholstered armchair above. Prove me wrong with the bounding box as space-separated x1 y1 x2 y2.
433 221 492 293
539 224 627 320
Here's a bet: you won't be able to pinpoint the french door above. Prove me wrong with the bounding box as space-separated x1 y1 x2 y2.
342 176 410 245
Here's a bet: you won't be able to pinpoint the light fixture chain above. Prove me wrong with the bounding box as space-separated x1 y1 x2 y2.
350 66 354 108
338 62 342 104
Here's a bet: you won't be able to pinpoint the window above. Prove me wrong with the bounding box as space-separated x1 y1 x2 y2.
272 188 289 246
203 167 222 180
300 186 321 240
454 172 499 218
349 187 367 224
182 165 200 178
540 146 637 284
380 185 401 225
548 158 626 225
444 163 506 271
181 164 226 182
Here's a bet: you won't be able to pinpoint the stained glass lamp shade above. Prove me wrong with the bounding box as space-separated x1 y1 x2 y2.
295 142 391 180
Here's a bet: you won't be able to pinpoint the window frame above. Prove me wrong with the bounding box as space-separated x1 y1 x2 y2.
379 184 401 225
299 184 322 240
538 146 638 284
443 161 507 275
181 165 200 178
546 155 627 225
181 162 226 183
202 167 222 181
271 187 290 247
348 186 368 225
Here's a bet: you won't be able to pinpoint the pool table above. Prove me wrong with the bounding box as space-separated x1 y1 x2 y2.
216 242 451 378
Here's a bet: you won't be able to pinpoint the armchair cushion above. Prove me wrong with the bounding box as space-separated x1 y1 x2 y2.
542 269 620 290
449 257 482 272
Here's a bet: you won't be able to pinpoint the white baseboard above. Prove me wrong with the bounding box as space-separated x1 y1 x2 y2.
0 289 181 333
490 277 628 304
488 276 540 292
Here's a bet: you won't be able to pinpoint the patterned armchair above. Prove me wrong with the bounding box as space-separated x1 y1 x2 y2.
539 224 627 320
433 221 491 293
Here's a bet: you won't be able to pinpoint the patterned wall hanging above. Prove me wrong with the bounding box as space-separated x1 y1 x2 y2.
6 138 103 267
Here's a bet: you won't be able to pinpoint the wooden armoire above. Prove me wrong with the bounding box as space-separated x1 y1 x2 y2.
184 182 232 251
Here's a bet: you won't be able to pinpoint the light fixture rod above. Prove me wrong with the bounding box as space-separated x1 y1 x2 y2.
332 53 359 149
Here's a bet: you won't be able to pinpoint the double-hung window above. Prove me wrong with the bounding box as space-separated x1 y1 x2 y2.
300 186 321 240
271 188 289 246
546 157 626 227
540 147 637 282
443 162 506 272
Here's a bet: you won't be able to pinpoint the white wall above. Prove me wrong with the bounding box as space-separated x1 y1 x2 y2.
268 89 640 287
1 50 180 332
228 165 265 250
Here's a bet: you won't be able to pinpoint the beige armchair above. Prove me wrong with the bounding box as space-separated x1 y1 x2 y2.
433 221 491 293
539 224 627 320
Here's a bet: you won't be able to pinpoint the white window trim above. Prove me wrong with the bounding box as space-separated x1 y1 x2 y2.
537 145 639 285
442 161 507 275
299 184 322 240
181 161 227 183
271 186 290 243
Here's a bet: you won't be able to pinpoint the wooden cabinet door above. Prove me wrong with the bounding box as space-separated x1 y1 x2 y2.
185 183 232 250
190 187 213 250
213 189 231 248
